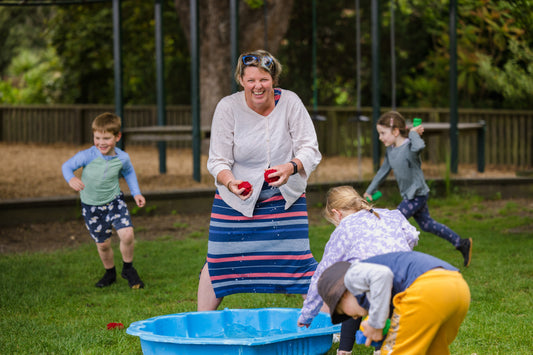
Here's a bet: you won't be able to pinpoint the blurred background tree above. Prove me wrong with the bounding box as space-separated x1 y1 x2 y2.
0 0 532 110
173 0 294 127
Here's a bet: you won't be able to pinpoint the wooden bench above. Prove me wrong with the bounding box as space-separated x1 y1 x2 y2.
122 125 211 174
408 121 486 173
122 125 211 143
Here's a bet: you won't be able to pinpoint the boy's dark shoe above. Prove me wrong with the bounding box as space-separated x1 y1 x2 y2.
121 267 144 289
456 238 472 267
95 270 116 288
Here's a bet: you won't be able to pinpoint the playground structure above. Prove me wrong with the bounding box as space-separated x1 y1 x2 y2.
0 0 500 178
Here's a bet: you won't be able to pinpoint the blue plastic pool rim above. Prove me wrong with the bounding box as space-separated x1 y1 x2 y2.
126 307 341 346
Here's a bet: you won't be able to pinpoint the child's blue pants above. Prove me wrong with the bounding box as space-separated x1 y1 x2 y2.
397 194 461 247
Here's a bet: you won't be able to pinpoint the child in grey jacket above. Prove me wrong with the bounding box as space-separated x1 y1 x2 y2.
364 111 472 267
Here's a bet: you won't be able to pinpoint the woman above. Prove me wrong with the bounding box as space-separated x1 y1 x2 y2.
197 49 322 311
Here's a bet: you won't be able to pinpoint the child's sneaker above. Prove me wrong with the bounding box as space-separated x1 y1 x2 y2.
121 267 144 289
95 269 116 288
456 238 472 267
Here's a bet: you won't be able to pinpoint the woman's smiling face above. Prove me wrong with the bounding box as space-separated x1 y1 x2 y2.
240 66 274 114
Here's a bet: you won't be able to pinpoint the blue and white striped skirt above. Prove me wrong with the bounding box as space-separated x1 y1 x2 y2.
207 185 318 298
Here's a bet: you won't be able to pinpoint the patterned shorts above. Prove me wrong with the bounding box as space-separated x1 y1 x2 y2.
81 193 133 243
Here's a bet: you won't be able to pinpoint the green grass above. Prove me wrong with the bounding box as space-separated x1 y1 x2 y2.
0 196 532 354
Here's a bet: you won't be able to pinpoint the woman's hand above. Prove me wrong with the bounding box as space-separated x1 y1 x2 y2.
361 319 383 347
227 179 253 200
267 160 301 187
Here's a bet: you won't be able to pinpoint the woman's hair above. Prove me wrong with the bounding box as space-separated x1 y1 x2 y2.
234 49 283 86
377 111 408 138
323 185 380 224
92 112 121 136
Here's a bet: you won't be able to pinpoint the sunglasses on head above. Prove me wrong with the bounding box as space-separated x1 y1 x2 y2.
242 55 274 70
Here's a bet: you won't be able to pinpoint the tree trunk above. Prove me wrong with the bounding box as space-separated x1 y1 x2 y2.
174 0 294 131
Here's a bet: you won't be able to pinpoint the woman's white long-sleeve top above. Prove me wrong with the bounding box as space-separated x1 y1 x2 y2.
207 89 322 217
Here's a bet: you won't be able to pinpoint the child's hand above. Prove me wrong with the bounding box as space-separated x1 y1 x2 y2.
297 321 310 328
363 192 372 201
68 177 85 192
134 195 146 208
410 125 424 136
361 319 383 346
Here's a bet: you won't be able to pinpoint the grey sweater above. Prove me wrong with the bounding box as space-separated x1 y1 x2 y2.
365 131 429 200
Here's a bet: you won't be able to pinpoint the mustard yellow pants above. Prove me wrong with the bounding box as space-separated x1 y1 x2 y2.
381 269 470 355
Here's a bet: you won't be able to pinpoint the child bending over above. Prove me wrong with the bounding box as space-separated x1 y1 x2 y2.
318 251 470 354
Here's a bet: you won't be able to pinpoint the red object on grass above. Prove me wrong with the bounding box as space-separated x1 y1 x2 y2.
238 181 252 195
264 169 279 183
107 322 124 330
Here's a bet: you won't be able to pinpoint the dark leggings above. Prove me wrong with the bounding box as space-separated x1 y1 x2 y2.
397 194 461 247
338 317 362 352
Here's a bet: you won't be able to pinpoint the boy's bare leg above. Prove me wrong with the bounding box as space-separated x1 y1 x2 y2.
96 239 115 269
197 263 223 311
116 226 144 288
94 238 117 287
117 226 135 263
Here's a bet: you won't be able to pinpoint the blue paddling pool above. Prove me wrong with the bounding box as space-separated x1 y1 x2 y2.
127 307 341 355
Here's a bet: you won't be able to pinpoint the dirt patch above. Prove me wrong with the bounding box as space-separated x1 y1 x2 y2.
0 142 522 255
0 208 331 254
0 213 209 254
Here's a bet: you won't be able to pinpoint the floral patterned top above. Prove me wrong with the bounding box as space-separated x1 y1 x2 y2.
298 208 419 325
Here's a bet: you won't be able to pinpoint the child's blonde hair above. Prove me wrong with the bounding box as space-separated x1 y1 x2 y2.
92 112 121 136
323 185 380 224
377 111 408 138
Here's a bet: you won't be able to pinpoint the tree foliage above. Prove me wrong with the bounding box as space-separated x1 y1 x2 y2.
395 0 533 108
46 0 190 105
478 39 533 107
0 47 62 104
1 0 533 109
0 7 57 103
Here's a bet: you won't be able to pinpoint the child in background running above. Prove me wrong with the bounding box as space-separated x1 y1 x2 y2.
297 185 419 354
364 111 472 267
62 112 145 289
